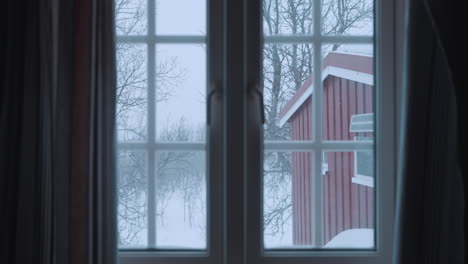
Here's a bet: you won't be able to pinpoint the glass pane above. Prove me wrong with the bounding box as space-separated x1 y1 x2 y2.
356 150 373 176
155 151 206 248
263 0 314 35
115 0 147 35
116 44 148 142
322 0 373 35
156 0 206 35
322 151 374 248
264 151 314 248
117 151 148 248
263 44 314 141
156 44 206 142
322 44 374 141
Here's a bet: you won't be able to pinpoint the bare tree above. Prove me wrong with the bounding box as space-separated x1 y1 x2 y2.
156 117 205 224
115 0 146 35
322 0 373 51
115 0 193 246
117 151 147 245
117 117 206 246
322 0 373 38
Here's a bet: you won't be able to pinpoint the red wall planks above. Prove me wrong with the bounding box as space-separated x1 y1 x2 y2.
290 75 374 246
290 99 314 245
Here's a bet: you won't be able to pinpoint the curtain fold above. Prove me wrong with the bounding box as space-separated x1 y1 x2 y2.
0 0 118 264
394 0 465 263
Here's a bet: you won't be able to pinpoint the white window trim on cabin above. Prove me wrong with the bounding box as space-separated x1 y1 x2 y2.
349 113 375 133
352 175 374 188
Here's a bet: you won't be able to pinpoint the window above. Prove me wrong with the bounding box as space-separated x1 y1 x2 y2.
262 0 376 247
349 114 374 187
350 113 374 133
353 136 374 187
115 0 208 250
116 0 396 263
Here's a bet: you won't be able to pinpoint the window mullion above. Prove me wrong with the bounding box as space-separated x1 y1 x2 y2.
312 0 324 248
245 0 263 262
207 0 225 263
147 0 156 248
262 35 373 45
263 141 373 152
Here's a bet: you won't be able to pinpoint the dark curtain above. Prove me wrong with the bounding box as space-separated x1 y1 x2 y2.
0 0 118 264
394 0 466 263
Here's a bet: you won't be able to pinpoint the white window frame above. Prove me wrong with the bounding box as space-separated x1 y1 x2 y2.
351 175 374 188
248 0 396 263
117 0 398 263
117 5 208 247
117 0 224 263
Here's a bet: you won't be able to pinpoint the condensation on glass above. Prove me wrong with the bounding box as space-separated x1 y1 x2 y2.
262 0 374 249
115 0 207 249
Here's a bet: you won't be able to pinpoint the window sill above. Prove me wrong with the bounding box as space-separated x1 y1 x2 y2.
351 175 374 187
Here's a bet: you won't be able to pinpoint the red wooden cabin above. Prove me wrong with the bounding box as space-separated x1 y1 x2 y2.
278 51 374 246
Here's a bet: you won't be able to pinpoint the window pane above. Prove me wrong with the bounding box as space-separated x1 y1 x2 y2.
263 44 314 141
116 44 148 142
156 0 206 35
356 151 373 176
322 44 374 141
156 44 206 142
322 151 374 248
118 151 148 248
264 151 314 248
322 0 373 35
263 0 314 35
155 151 206 248
115 0 147 35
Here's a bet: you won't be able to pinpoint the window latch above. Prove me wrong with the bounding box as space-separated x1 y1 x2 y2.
207 80 222 125
249 82 265 124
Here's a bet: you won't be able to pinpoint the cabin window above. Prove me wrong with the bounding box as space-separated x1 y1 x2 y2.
353 136 374 187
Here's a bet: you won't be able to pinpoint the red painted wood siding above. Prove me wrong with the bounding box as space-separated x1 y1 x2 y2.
290 99 313 245
290 75 374 245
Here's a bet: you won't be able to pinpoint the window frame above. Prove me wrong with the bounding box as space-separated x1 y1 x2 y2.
118 0 398 263
118 0 224 263
246 0 396 263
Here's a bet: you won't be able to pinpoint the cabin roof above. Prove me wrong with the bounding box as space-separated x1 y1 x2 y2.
277 51 374 127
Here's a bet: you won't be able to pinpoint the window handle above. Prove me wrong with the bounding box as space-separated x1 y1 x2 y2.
207 80 222 125
249 83 265 124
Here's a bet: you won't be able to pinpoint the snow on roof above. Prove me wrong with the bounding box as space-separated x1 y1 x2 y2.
277 51 374 127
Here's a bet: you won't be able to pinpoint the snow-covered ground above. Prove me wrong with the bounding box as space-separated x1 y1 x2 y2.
324 228 374 248
156 192 206 249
